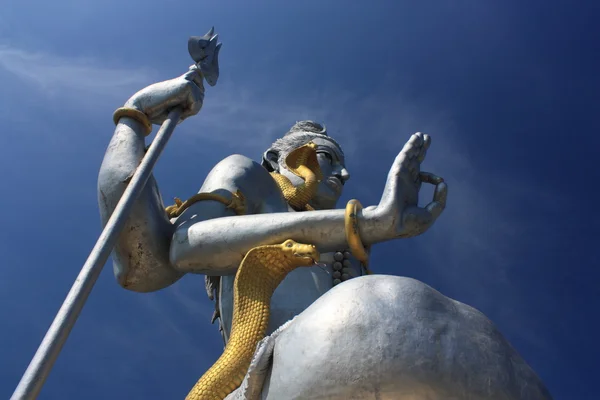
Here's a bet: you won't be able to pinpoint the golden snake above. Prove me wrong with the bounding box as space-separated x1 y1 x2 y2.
185 239 319 400
169 142 367 398
269 141 322 211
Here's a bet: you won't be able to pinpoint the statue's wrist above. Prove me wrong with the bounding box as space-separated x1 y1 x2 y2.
186 64 206 89
123 96 144 112
113 104 152 136
360 205 394 244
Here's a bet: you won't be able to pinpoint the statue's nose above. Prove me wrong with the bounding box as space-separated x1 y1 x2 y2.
336 167 350 183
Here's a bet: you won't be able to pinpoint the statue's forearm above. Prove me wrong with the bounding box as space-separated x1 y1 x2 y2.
98 119 182 292
170 206 391 274
99 118 147 182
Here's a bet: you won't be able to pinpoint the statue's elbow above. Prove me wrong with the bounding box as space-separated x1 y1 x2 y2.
170 227 236 275
110 250 183 293
170 227 195 273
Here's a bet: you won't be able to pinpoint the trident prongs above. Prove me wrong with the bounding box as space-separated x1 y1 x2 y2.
188 27 222 86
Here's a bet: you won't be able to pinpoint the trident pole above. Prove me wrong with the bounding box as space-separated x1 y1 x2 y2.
11 109 181 399
11 29 221 400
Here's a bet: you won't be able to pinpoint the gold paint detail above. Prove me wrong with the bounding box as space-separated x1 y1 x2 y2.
112 107 152 136
269 142 322 211
165 190 246 218
344 199 373 274
185 240 319 400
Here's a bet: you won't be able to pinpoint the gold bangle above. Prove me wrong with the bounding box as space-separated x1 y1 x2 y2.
113 107 152 136
165 190 246 218
344 199 373 274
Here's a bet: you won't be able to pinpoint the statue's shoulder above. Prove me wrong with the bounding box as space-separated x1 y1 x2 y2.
206 154 270 184
202 154 286 213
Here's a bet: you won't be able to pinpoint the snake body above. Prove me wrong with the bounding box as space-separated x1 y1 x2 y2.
186 240 319 400
270 142 322 211
174 142 322 399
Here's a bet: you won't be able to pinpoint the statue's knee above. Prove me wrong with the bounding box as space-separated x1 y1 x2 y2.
270 276 552 400
325 275 454 317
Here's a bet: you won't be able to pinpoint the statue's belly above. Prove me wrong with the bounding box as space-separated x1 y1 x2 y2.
268 265 333 334
218 253 338 340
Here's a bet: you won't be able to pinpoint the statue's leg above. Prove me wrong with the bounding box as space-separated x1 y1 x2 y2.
260 276 552 400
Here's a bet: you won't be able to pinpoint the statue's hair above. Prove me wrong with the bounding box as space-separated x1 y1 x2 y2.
262 121 345 171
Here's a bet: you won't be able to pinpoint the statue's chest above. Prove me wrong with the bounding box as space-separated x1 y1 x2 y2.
217 252 365 341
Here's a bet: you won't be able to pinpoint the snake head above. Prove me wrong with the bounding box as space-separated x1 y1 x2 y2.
284 141 323 181
282 239 320 267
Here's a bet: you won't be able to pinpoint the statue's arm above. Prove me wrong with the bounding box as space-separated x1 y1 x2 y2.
171 133 449 276
171 204 389 275
97 65 206 292
170 159 392 275
98 118 182 292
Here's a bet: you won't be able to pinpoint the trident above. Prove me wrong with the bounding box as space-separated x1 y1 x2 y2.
11 28 222 400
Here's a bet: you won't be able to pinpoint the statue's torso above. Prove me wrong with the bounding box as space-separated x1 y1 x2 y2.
192 154 365 340
217 210 365 341
219 249 364 341
171 153 365 342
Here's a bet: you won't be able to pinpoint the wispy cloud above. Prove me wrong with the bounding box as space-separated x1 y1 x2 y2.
0 45 158 99
180 77 368 157
181 73 457 163
98 281 215 357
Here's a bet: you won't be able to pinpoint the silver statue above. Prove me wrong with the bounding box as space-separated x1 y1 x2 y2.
97 34 552 399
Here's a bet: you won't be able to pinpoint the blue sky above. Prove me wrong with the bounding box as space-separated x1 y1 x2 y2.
1 1 598 398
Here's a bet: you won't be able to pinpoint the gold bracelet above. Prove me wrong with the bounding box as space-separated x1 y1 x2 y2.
344 199 373 274
113 107 153 136
165 190 246 218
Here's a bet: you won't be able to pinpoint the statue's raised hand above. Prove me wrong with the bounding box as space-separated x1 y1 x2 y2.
123 65 205 125
122 28 221 126
375 132 448 239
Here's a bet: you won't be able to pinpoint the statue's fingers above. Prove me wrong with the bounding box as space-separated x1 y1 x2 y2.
403 202 445 236
402 132 423 158
183 65 200 79
417 134 431 162
402 206 434 236
423 133 431 149
180 106 199 121
425 200 445 222
411 132 425 158
407 181 447 227
419 172 444 185
409 159 420 182
149 112 167 126
390 148 410 178
426 181 448 218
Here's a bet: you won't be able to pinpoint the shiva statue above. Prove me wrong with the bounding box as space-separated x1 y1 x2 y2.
98 63 553 399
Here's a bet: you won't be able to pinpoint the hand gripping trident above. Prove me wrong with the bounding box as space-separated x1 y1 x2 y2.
11 28 222 400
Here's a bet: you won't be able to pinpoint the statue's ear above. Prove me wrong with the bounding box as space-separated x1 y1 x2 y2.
262 148 280 172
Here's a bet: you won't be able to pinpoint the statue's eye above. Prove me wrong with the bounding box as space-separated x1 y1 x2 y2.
286 242 293 248
318 152 333 164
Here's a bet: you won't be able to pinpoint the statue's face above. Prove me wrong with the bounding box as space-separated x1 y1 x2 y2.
278 137 350 210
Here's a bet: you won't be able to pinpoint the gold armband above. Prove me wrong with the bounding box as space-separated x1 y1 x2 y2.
165 190 246 218
113 107 152 136
344 199 373 275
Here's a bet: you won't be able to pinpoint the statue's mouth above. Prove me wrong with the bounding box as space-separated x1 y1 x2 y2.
327 177 343 192
293 253 319 264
